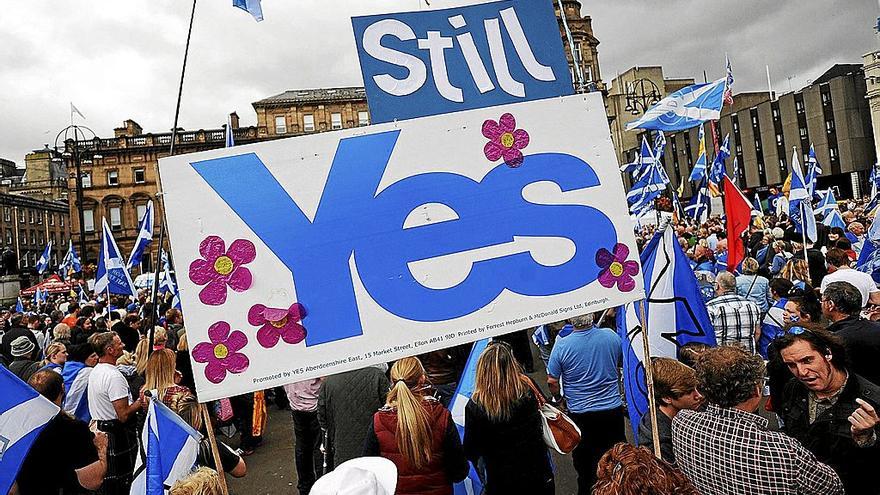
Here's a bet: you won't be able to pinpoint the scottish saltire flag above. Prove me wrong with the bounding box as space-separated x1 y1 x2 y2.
627 139 666 219
805 144 822 197
159 250 181 310
753 193 764 217
626 78 726 132
233 0 263 21
15 297 23 313
653 132 667 162
732 156 741 184
870 165 880 198
823 209 847 230
130 398 202 495
617 226 716 440
857 206 880 283
707 133 730 196
788 151 818 243
95 218 137 297
723 55 734 106
758 298 787 359
59 239 82 278
33 287 46 306
35 242 52 275
61 361 92 422
225 114 235 148
127 200 154 271
685 178 710 224
688 124 708 182
77 284 88 305
450 339 489 495
0 366 60 495
815 189 838 219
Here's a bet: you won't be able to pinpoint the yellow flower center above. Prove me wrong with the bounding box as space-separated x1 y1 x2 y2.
270 316 289 328
500 132 515 148
213 255 234 276
609 261 624 277
213 343 229 359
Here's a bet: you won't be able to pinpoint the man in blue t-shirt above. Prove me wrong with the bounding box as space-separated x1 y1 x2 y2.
547 312 623 495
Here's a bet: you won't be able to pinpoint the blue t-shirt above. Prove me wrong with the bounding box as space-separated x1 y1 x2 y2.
547 327 622 413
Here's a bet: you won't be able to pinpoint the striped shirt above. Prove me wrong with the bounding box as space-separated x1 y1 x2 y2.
706 294 760 353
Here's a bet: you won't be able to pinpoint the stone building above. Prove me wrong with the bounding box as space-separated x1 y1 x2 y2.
253 87 371 139
554 0 604 92
0 192 69 273
864 47 880 163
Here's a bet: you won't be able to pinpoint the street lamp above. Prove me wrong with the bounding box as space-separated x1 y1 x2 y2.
624 78 662 115
53 125 99 265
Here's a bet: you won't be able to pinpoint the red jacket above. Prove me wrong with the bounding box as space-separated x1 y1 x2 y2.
369 397 467 495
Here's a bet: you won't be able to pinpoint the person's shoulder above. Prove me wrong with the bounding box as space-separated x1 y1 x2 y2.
853 373 880 401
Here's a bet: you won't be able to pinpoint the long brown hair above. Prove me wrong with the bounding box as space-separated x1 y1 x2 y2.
593 443 699 495
387 357 432 469
471 342 528 421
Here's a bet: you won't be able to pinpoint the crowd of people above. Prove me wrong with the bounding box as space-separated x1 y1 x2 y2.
4 194 880 495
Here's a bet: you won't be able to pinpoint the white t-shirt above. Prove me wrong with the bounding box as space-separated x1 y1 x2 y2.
820 268 879 307
87 363 132 421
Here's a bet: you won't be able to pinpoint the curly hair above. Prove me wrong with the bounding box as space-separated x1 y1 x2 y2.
593 443 700 495
694 345 765 408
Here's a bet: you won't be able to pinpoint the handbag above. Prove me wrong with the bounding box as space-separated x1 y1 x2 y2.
523 376 581 455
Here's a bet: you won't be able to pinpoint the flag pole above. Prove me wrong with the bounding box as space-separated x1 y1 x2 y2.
200 403 230 495
557 0 585 92
147 225 165 355
800 202 810 273
637 298 662 459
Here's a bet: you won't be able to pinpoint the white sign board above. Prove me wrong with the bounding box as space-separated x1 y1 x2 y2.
160 93 644 401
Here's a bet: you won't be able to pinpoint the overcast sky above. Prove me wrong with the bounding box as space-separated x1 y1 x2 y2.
0 0 876 164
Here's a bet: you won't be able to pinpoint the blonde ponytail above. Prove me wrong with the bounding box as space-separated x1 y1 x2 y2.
387 357 432 469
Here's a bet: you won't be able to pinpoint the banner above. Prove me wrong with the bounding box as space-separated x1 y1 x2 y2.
160 93 642 401
351 0 573 123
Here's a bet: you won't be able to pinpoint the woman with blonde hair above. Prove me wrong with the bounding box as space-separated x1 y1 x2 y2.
169 467 223 495
363 357 467 495
40 342 67 372
780 258 810 286
139 348 191 410
463 342 553 495
52 323 71 345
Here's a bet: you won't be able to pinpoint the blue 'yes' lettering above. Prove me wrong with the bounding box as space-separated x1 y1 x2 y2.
191 130 617 346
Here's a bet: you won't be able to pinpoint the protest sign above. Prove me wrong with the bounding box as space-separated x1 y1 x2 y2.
160 93 642 401
351 0 573 123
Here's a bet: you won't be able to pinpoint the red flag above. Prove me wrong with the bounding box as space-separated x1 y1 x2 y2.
723 175 751 273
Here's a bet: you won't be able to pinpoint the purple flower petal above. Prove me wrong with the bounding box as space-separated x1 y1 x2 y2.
481 119 503 140
188 258 216 285
622 260 640 277
191 342 215 363
199 279 228 306
598 270 617 288
498 113 517 133
226 267 253 293
512 129 530 150
613 243 630 262
263 307 289 322
257 325 281 348
204 361 228 384
207 321 231 343
502 148 524 168
484 141 504 162
617 275 636 292
225 330 249 353
595 248 615 269
227 239 257 265
280 323 307 345
248 304 267 326
289 303 306 321
199 236 226 262
224 352 250 374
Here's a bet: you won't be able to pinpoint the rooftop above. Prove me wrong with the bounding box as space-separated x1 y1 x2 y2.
253 87 367 106
811 64 863 86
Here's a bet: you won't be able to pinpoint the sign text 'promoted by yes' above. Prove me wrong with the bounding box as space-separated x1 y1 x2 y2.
351 0 574 123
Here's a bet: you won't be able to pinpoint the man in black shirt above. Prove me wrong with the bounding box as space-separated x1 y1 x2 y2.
822 281 880 386
13 370 107 494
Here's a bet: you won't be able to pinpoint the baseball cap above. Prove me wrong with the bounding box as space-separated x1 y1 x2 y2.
310 457 397 495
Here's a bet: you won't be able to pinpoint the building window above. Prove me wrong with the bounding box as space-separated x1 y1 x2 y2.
826 119 835 133
134 168 146 184
358 111 370 126
736 144 743 155
30 231 36 245
275 116 287 134
136 204 147 223
51 233 56 245
38 232 44 245
772 107 780 120
28 210 34 224
799 127 808 138
49 213 54 226
83 209 95 233
830 146 838 160
3 207 9 222
732 120 739 133
303 114 315 132
779 158 787 172
18 210 24 223
109 207 122 231
60 215 64 227
107 170 119 186
21 253 27 268
4 230 10 245
755 140 762 152
583 65 593 82
822 91 831 106
37 212 42 225
776 134 783 146
751 114 759 127
81 173 92 188
796 100 805 114
331 113 343 130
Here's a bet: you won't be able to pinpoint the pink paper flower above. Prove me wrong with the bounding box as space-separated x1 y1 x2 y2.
596 243 640 292
482 113 530 168
189 236 256 306
248 302 307 348
191 321 249 384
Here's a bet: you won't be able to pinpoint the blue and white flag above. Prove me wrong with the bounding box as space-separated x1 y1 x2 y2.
35 242 52 275
14 297 23 313
225 114 235 148
33 287 46 306
59 239 82 278
688 124 708 182
159 250 181 310
685 178 710 224
95 218 137 297
815 189 838 219
627 138 666 207
823 209 847 230
77 284 88 305
130 398 202 495
626 78 726 132
127 200 154 272
61 361 92 422
870 165 880 199
732 157 741 184
857 206 880 283
617 226 716 440
805 144 822 197
653 132 667 162
753 192 764 217
0 366 60 495
788 151 817 243
232 0 262 21
707 133 730 195
758 298 787 359
449 339 489 495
